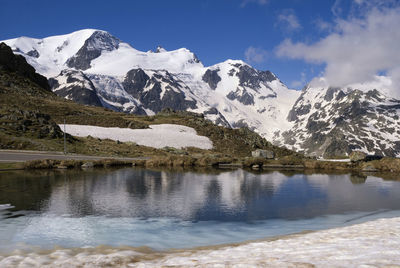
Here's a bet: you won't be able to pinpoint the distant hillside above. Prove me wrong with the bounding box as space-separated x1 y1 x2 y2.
0 43 297 159
3 30 400 158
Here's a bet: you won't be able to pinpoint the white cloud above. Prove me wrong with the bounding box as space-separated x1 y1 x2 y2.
331 0 344 17
291 71 307 88
314 18 333 32
244 46 268 64
276 9 302 32
276 6 400 97
240 0 268 8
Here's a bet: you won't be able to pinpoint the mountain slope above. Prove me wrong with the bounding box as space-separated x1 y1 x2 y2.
278 78 400 157
0 42 297 159
3 30 400 157
2 29 300 142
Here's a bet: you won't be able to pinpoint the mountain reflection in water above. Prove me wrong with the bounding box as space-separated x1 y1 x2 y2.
1 168 400 250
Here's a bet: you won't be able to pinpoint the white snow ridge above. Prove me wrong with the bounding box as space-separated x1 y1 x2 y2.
60 124 213 150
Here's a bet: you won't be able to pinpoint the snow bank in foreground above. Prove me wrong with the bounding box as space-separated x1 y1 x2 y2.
1 217 399 267
138 217 400 267
59 124 213 150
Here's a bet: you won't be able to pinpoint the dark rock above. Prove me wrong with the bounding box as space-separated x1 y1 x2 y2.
236 65 276 89
48 78 59 89
365 155 383 161
349 151 367 162
27 49 40 58
204 107 219 115
259 93 277 99
287 103 311 122
227 89 254 105
51 70 102 107
202 68 221 90
0 42 50 90
324 87 341 102
66 31 120 70
122 69 197 113
123 68 150 97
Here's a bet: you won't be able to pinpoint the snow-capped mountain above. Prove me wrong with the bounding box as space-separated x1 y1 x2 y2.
2 29 299 142
279 77 400 157
3 29 400 157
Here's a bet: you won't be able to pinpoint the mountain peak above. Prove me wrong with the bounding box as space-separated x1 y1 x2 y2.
155 46 167 53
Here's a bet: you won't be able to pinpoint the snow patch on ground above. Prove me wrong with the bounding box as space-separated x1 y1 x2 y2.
59 124 213 150
317 158 351 162
134 216 400 267
1 216 399 267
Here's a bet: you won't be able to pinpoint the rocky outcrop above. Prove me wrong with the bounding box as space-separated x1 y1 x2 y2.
122 69 197 113
236 64 276 88
50 70 102 107
0 42 49 90
0 109 66 139
251 149 275 159
66 31 120 70
349 151 367 162
227 88 255 105
225 63 278 105
123 68 150 97
202 68 221 90
203 107 231 127
280 85 400 158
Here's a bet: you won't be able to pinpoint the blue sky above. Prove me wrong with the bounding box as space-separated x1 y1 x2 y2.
1 0 399 90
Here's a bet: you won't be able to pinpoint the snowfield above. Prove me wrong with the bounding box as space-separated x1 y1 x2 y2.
59 124 213 150
137 216 400 267
1 216 399 267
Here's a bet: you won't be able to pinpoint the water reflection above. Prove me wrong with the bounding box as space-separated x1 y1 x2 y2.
1 168 400 250
1 169 400 222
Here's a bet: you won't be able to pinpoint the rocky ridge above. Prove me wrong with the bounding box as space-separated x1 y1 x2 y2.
2 30 400 157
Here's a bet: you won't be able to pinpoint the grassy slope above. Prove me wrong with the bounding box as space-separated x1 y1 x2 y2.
0 70 298 159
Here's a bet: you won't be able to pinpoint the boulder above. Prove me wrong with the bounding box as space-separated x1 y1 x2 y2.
251 149 275 159
252 164 260 170
349 151 367 162
81 162 94 169
365 155 383 161
361 164 379 172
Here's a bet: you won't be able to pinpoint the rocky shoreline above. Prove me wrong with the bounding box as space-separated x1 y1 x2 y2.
9 153 399 179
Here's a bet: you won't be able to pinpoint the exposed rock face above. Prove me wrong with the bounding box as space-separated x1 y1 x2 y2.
1 30 300 147
350 151 367 162
66 31 120 70
0 42 49 90
203 107 230 127
236 65 276 88
87 73 146 114
50 70 102 107
227 88 255 105
123 68 150 97
280 85 400 158
251 149 275 159
27 49 40 58
4 30 400 157
225 63 278 105
202 68 221 90
122 69 197 113
0 108 65 140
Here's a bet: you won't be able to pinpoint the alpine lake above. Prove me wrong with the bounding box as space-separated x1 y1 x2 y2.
1 167 400 252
